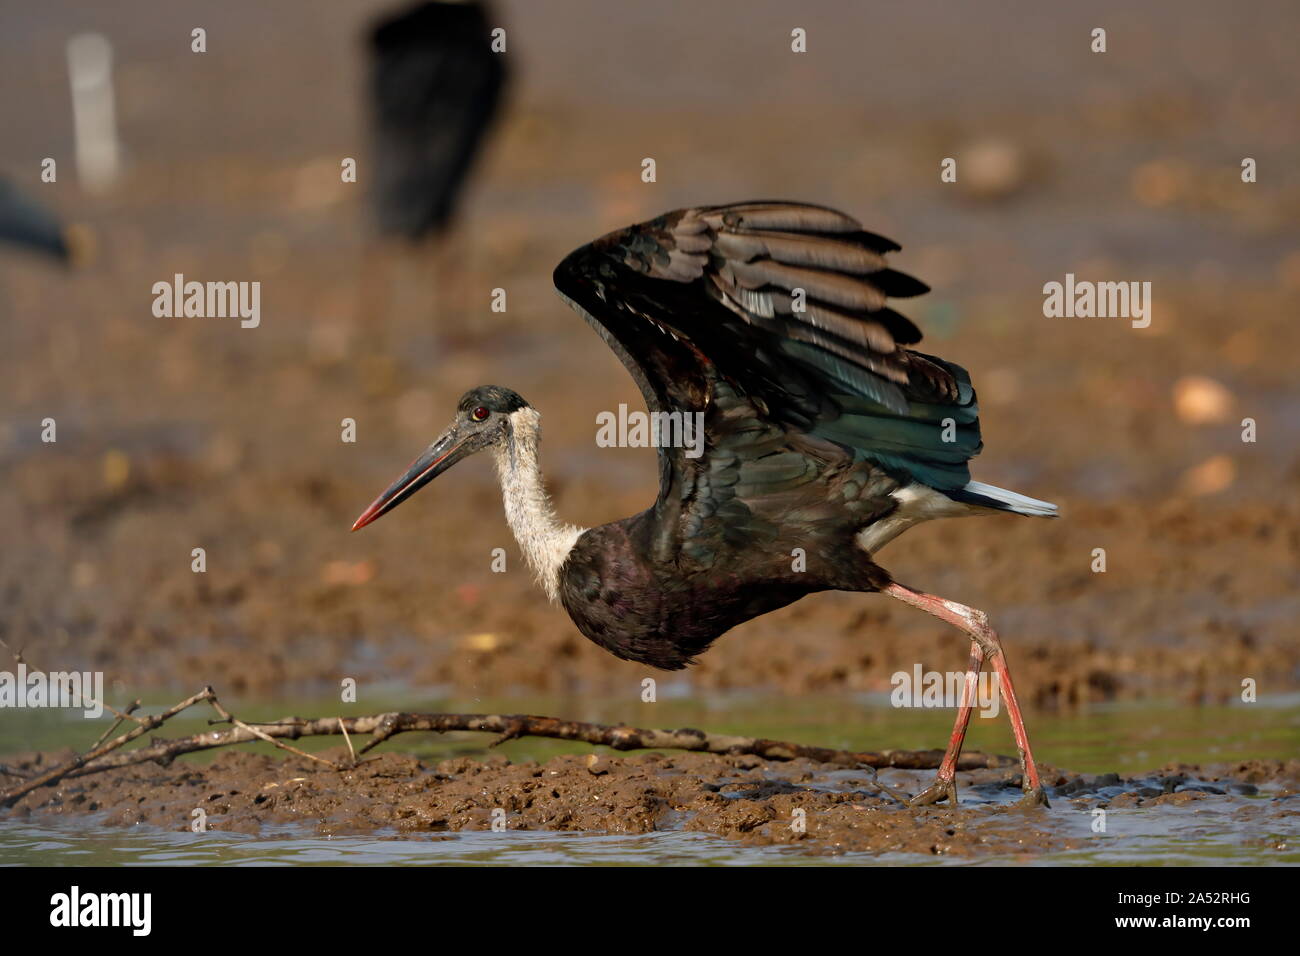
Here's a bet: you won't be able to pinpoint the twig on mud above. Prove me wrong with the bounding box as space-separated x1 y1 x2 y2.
0 686 218 808
94 698 148 728
858 765 914 806
1 693 1013 808
337 718 357 767
0 637 36 670
90 699 142 749
206 694 340 771
487 716 528 749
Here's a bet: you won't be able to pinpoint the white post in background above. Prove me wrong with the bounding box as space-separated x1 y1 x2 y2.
67 33 121 193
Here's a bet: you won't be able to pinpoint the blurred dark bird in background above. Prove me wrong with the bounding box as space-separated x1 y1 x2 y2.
368 0 506 240
0 178 74 261
353 201 1057 808
359 0 508 321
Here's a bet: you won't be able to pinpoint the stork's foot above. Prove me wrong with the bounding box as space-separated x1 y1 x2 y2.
909 775 958 807
883 583 1049 815
1017 785 1050 809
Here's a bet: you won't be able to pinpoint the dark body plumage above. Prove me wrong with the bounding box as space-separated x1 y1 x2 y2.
552 202 1002 669
368 0 506 240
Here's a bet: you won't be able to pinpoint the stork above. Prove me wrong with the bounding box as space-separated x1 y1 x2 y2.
0 178 73 261
366 0 506 243
353 201 1057 807
360 1 507 321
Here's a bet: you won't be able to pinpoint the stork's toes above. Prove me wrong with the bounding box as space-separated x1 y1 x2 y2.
909 776 958 807
1017 786 1050 809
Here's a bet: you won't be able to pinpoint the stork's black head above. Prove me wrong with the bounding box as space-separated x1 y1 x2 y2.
456 384 530 418
352 385 531 531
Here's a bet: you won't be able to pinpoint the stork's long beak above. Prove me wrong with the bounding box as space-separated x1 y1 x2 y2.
351 426 471 531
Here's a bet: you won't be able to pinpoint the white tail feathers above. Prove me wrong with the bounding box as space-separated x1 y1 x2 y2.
961 481 1058 517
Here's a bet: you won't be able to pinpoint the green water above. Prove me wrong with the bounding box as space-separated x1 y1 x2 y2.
2 694 1296 866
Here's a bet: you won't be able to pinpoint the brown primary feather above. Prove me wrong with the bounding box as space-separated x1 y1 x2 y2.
780 324 912 384
704 202 863 233
712 229 888 273
719 258 890 311
775 299 897 352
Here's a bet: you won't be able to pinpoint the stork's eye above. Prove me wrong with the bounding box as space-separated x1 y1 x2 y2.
471 406 490 422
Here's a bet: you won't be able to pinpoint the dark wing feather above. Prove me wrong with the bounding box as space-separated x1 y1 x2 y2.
554 201 983 496
368 1 507 240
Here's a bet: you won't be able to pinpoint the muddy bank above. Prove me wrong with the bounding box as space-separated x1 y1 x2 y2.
4 749 1295 859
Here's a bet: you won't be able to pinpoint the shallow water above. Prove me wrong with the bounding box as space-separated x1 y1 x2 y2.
2 805 1293 866
2 695 1296 866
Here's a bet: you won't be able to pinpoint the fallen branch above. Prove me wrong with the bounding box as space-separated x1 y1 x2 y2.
1 687 218 807
1 688 1011 808
207 694 341 772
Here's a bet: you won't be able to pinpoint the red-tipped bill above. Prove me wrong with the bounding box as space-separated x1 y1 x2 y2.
351 430 469 531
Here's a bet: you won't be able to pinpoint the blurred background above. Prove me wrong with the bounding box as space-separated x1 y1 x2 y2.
1 0 1297 729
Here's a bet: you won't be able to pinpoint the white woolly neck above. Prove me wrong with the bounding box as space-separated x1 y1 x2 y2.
492 407 585 602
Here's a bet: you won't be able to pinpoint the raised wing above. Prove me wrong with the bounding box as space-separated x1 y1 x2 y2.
553 202 983 507
368 0 507 240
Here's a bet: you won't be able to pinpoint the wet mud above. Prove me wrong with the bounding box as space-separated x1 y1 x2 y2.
4 749 1295 859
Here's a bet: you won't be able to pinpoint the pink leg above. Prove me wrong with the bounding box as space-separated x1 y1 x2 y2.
885 582 1048 807
910 638 984 806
